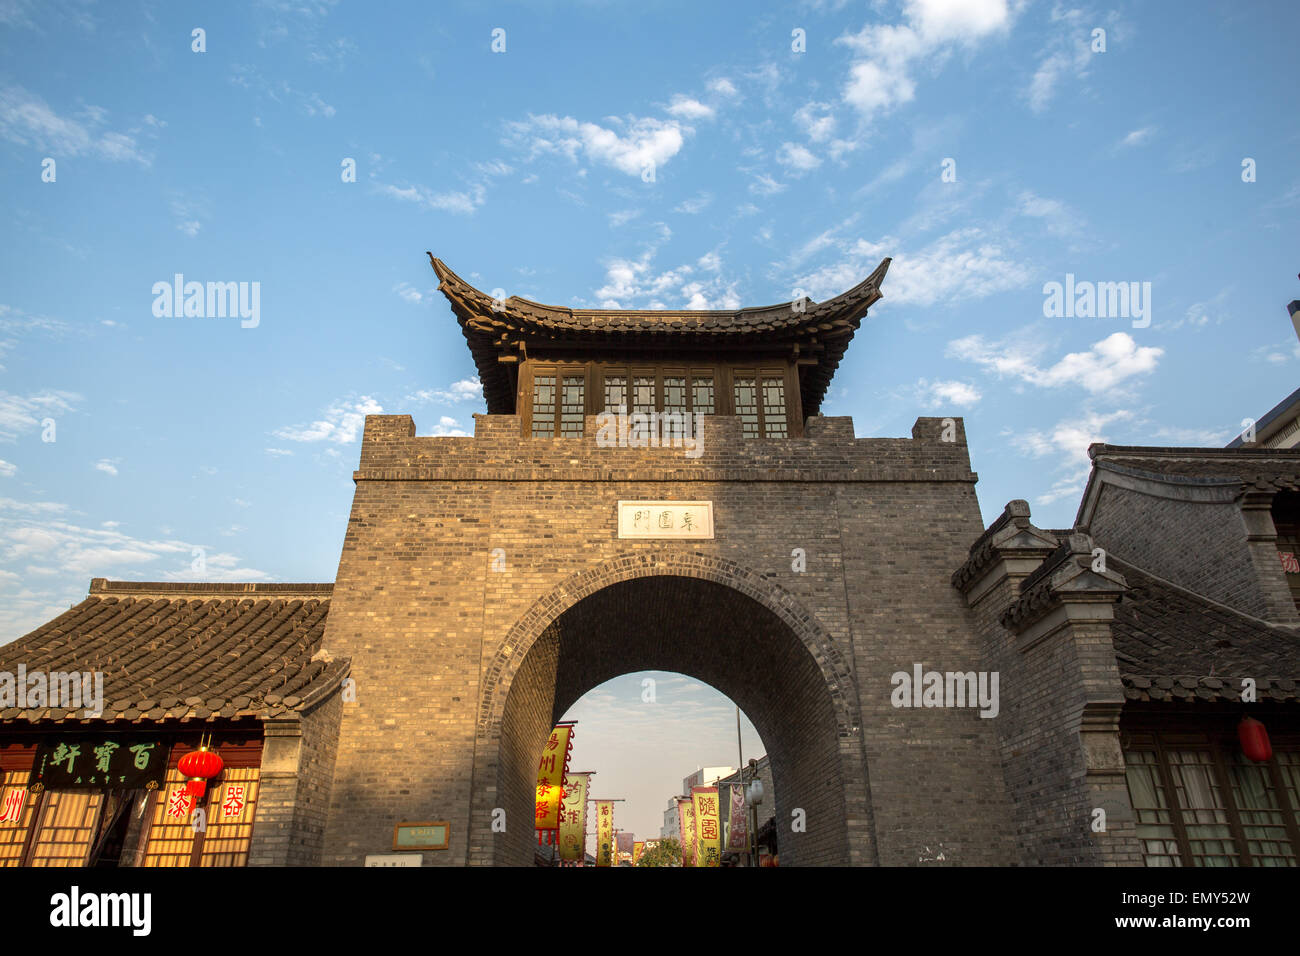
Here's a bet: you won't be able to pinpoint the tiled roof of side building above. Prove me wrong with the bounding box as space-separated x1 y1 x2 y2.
1088 443 1300 490
1108 556 1300 703
0 580 348 724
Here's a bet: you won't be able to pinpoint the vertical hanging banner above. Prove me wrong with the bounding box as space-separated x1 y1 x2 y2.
692 786 721 867
677 797 696 868
558 772 589 863
632 841 644 866
535 723 574 845
595 800 614 867
725 783 748 852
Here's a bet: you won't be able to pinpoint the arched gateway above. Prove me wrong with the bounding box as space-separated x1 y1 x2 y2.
315 253 1022 866
472 554 864 866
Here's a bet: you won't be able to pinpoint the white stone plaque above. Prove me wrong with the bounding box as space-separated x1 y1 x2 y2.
617 500 714 539
365 853 423 867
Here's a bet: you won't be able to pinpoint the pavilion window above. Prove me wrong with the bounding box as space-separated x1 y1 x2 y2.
761 375 788 438
692 375 715 416
662 375 688 442
531 373 557 437
632 376 655 415
604 375 627 414
733 376 760 439
559 375 585 437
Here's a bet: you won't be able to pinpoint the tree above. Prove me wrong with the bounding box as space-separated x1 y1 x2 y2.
636 837 682 867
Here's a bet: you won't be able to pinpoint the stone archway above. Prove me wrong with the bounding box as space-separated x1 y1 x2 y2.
467 551 875 866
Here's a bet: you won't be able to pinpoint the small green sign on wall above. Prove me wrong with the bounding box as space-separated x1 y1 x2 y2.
393 822 449 851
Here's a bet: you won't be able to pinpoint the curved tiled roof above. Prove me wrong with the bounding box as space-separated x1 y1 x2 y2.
1088 444 1300 491
428 253 891 417
0 581 348 725
1109 557 1300 703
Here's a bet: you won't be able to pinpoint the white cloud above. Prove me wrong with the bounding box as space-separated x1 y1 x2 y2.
0 85 151 164
777 142 822 173
949 331 1163 393
1118 126 1155 149
93 459 118 476
426 416 470 437
592 246 739 311
1010 408 1134 505
608 209 642 227
0 390 80 442
919 379 982 408
666 95 714 120
379 182 486 216
1016 189 1083 237
837 1 1012 121
273 396 383 444
748 173 786 196
507 113 689 177
674 193 712 214
0 460 14 478
794 102 836 143
707 77 738 97
795 227 1032 307
1024 7 1120 113
407 377 484 405
394 282 425 304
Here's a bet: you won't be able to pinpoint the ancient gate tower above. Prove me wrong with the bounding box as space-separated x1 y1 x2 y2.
317 253 1020 866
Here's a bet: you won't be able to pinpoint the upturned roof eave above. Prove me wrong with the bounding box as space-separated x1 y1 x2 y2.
427 253 890 338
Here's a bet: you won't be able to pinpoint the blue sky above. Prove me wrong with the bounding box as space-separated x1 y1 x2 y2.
1 0 1298 845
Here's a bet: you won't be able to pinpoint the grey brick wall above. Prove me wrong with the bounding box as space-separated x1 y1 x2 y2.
318 411 1020 866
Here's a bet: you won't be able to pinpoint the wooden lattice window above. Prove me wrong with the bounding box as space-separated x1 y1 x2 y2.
1124 732 1300 866
28 790 104 867
732 375 759 439
761 375 788 438
140 766 260 867
199 768 260 866
531 374 557 437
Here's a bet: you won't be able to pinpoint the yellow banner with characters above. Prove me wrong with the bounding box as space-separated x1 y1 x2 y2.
632 840 644 866
558 772 589 862
692 786 721 867
534 724 574 840
595 800 614 866
677 797 696 867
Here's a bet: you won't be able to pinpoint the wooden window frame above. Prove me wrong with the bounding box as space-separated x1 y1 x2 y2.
1123 729 1300 866
520 361 801 437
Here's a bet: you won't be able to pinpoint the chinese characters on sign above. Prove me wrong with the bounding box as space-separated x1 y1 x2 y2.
616 501 714 539
1281 551 1300 574
534 723 573 842
558 772 589 863
595 800 614 867
166 789 194 820
222 784 246 820
692 786 722 867
32 737 166 790
726 783 748 850
0 788 26 824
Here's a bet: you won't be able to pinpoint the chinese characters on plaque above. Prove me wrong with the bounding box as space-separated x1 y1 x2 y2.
616 501 714 539
31 736 166 790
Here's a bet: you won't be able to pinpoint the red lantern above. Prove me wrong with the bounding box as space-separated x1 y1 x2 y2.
1238 716 1273 763
178 745 224 798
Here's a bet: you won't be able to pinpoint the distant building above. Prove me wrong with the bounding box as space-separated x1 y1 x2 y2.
683 766 735 793
1227 385 1300 449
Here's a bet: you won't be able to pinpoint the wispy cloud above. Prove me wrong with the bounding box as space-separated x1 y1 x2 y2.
0 85 150 164
272 396 383 443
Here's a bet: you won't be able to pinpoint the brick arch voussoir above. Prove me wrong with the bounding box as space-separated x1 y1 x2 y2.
476 550 859 738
